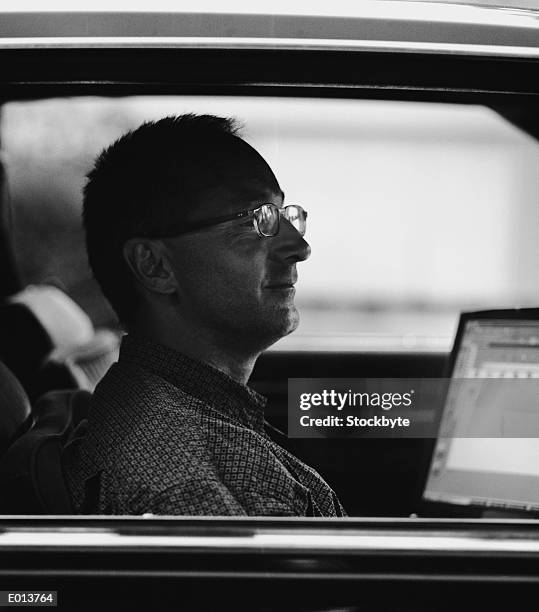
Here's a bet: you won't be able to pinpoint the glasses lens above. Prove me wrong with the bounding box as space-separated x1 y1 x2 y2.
284 205 306 236
255 204 280 236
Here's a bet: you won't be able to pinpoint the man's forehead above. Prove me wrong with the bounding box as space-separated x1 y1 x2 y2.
187 178 284 222
228 179 284 205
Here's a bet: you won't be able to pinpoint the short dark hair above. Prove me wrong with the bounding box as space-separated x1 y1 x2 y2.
83 113 242 326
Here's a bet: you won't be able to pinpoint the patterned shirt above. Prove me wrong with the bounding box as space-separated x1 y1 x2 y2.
62 336 346 516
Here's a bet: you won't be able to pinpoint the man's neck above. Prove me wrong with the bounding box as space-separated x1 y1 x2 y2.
129 323 259 385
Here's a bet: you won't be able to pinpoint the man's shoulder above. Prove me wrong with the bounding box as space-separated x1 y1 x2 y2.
95 358 186 402
67 361 223 511
91 359 209 423
80 359 213 473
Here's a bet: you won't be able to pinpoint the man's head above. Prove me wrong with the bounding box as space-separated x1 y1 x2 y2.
83 114 310 354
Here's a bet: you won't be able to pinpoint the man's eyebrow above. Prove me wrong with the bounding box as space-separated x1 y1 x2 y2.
242 188 285 204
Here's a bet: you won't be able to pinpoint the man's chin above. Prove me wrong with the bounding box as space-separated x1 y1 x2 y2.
285 306 300 335
271 303 300 338
245 304 298 350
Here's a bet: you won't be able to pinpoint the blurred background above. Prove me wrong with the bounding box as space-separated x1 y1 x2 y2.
3 95 539 351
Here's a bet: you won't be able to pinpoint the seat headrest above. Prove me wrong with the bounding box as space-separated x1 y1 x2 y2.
7 284 94 349
0 360 31 458
0 284 95 399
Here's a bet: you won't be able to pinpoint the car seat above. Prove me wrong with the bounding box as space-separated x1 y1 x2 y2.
0 360 31 459
0 388 91 514
0 284 119 401
0 154 22 299
0 284 93 400
37 328 120 396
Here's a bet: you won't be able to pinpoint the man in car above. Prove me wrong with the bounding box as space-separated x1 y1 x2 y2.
63 113 345 516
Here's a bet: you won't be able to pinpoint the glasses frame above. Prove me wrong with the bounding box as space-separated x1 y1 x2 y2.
166 203 308 238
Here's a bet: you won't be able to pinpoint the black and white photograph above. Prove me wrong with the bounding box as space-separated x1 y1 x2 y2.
1 1 539 610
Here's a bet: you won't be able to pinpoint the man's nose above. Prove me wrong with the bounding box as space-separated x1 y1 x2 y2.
269 217 311 264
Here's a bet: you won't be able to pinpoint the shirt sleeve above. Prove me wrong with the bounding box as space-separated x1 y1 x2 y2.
137 481 303 517
142 479 248 516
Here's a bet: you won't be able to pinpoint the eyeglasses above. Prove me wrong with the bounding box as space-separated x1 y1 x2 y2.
171 203 308 238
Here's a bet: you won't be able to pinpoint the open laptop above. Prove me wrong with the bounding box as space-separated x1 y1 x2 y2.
420 308 539 518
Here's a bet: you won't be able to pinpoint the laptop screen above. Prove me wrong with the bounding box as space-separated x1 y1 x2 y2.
423 316 539 513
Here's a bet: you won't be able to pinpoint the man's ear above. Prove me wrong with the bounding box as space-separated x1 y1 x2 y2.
123 238 177 295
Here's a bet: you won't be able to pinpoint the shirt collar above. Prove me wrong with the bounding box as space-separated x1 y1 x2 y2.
119 334 267 434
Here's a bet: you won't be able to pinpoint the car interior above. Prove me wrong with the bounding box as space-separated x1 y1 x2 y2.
1 13 539 609
1 93 538 518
